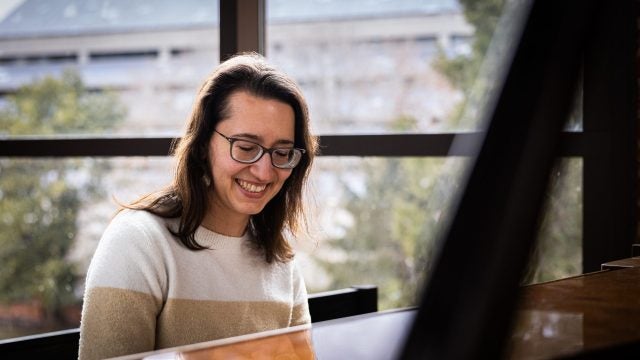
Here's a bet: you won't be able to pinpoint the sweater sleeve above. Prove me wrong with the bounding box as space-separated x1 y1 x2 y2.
79 211 167 360
291 260 311 326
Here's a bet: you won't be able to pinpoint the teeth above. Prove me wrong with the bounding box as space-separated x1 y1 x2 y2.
237 179 267 193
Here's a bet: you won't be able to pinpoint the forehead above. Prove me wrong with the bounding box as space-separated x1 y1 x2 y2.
220 91 295 140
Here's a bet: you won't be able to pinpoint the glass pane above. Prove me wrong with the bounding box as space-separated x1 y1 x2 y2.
525 158 583 283
0 1 219 137
0 152 583 340
0 157 172 339
298 156 470 310
300 149 584 307
0 155 466 339
0 0 586 344
266 0 509 134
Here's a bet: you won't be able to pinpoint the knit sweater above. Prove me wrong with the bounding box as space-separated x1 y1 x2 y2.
78 210 310 360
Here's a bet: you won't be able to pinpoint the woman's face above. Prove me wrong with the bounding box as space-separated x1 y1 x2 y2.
208 90 295 227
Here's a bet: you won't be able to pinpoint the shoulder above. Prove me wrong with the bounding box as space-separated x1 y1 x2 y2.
111 208 170 229
267 253 305 280
94 209 178 262
289 255 305 277
105 209 176 241
86 210 174 292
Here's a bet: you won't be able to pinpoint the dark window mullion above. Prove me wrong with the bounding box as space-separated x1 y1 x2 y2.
582 0 637 272
220 0 265 61
0 132 592 157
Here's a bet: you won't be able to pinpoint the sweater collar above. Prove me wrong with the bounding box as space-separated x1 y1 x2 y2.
194 226 249 250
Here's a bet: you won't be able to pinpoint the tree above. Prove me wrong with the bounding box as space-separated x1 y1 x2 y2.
318 156 467 309
317 0 581 309
435 0 582 283
315 0 512 309
433 0 507 130
316 116 466 309
525 159 582 283
0 70 125 324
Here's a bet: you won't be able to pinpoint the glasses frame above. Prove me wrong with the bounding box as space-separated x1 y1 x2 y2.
214 130 306 169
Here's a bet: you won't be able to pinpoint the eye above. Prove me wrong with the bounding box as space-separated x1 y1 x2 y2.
235 141 259 152
273 149 292 159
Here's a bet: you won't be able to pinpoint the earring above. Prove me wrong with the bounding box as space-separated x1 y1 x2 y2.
203 174 212 187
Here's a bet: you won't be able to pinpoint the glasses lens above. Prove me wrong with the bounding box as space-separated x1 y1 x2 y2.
272 149 302 169
231 140 262 163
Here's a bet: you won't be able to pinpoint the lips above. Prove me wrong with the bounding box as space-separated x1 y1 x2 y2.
236 179 267 193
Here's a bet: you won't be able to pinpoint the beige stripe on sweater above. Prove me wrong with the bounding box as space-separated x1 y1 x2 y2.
80 287 309 360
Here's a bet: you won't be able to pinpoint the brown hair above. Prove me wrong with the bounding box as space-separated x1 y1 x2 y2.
125 53 317 263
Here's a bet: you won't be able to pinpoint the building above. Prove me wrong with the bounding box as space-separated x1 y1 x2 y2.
0 0 472 134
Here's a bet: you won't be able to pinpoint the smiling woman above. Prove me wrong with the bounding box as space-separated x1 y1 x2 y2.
78 53 318 360
205 91 297 236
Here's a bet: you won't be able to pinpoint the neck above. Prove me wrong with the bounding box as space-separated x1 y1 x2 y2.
203 198 250 237
201 212 249 237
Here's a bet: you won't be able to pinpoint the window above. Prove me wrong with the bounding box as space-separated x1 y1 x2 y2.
267 0 474 134
0 0 635 341
266 0 584 310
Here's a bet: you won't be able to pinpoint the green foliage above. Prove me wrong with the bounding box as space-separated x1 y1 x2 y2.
434 0 583 282
459 0 506 57
434 0 506 90
317 0 510 309
433 0 507 129
525 159 582 283
318 156 465 309
0 71 122 135
319 0 581 311
0 71 125 317
0 160 79 310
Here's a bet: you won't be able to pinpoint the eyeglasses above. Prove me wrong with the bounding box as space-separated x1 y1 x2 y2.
214 130 306 169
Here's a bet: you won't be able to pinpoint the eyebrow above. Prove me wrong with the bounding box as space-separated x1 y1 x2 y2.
231 132 295 146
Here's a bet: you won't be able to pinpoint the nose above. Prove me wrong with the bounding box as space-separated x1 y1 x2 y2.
250 152 276 181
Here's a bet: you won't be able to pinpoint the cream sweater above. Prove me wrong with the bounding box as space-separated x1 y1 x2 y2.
78 210 310 360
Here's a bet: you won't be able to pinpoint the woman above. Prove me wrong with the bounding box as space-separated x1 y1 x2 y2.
79 53 317 360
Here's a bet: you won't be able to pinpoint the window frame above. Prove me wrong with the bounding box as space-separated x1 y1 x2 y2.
0 0 635 273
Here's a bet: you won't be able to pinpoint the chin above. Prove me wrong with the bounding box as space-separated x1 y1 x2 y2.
237 205 267 216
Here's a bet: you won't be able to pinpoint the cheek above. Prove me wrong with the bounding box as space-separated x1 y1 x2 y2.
212 160 246 183
209 145 237 177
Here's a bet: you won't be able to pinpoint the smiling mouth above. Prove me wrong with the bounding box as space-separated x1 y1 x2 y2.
237 179 268 193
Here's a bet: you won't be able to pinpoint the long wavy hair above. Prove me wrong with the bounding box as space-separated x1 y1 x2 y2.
124 53 317 263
